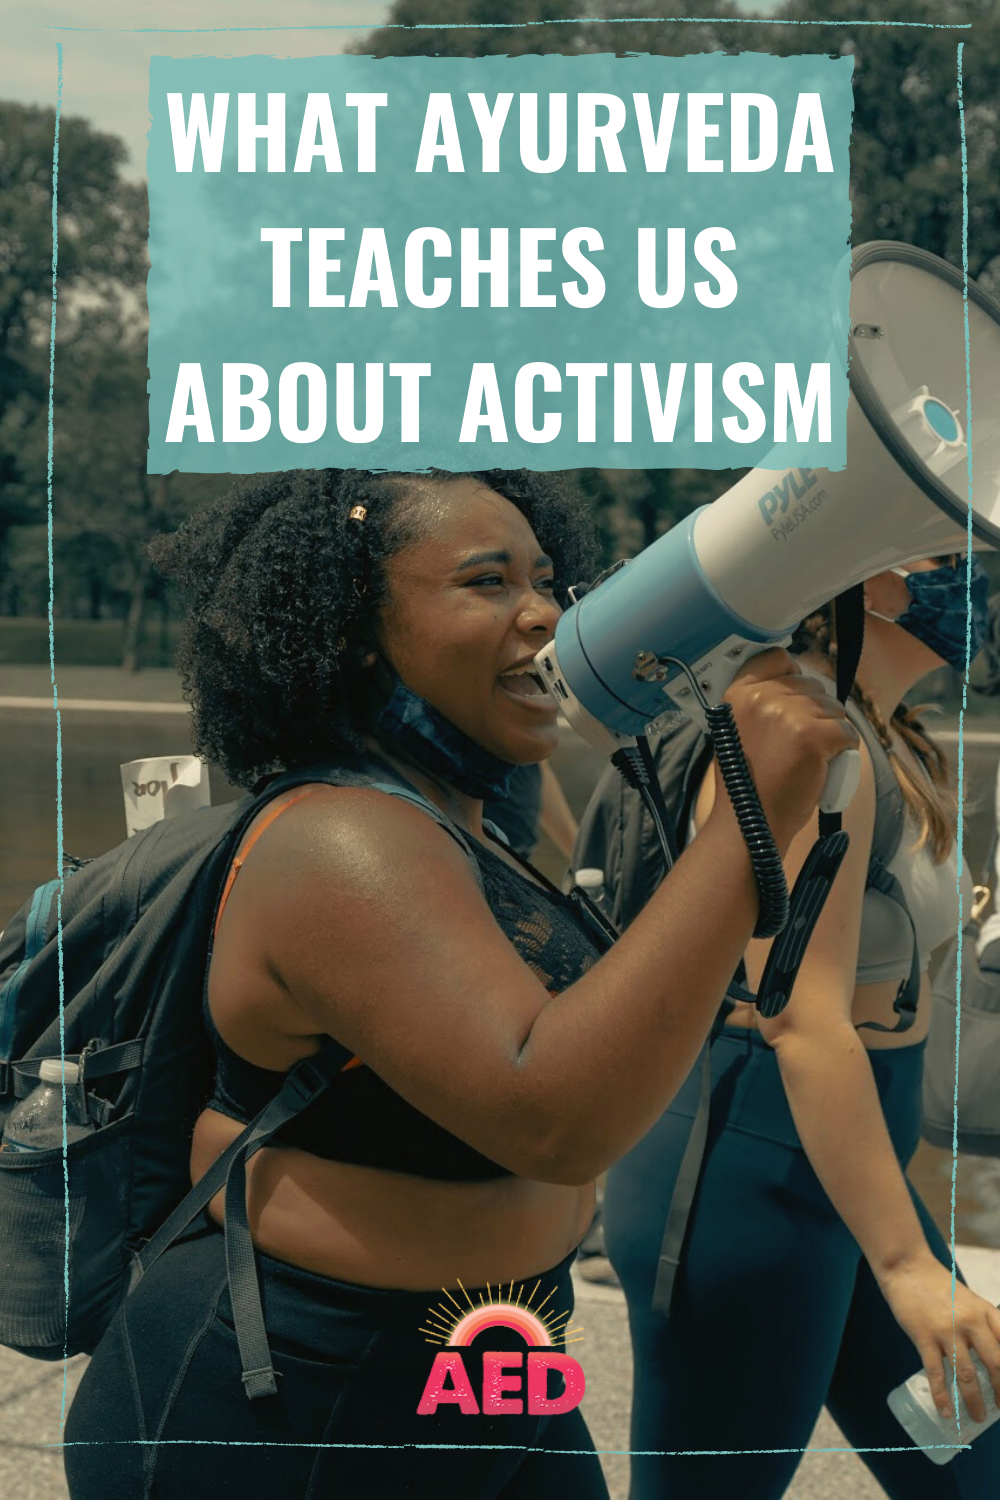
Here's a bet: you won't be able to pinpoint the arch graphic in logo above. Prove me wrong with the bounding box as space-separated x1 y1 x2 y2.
416 1281 585 1417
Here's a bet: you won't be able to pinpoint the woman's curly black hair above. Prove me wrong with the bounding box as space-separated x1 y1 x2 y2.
149 468 601 788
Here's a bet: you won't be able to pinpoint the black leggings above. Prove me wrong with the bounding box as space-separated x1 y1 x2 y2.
64 1216 608 1500
603 1028 1000 1499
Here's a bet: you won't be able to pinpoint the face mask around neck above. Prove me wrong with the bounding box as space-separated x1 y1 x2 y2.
375 676 513 801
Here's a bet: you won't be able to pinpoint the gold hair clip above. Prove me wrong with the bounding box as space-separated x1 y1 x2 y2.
348 505 368 522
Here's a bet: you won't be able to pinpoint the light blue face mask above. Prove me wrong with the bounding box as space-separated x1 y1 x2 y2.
376 676 513 801
869 556 990 671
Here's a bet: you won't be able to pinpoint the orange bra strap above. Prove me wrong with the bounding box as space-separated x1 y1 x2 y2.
214 786 325 940
213 783 365 1072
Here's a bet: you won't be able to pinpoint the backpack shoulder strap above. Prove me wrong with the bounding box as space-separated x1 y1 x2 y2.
573 718 711 933
651 995 733 1315
857 857 921 1035
130 1037 349 1288
844 701 905 872
841 704 919 1035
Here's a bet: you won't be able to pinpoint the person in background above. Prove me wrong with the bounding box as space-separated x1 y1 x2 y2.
484 761 579 863
576 553 1000 1499
974 593 1000 959
538 760 580 862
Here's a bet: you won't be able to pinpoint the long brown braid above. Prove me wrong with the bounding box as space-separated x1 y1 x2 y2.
791 607 956 862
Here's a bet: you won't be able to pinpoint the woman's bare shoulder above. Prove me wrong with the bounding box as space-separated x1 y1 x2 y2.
242 782 478 895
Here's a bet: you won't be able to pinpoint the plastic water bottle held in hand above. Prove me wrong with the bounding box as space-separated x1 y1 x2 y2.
888 1345 1000 1464
0 1060 94 1153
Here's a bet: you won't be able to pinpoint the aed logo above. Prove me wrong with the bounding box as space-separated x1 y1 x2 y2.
131 763 182 798
416 1298 585 1417
416 1349 584 1417
757 467 817 524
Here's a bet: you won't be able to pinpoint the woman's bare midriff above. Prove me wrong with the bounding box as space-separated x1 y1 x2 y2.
189 1108 595 1290
723 973 932 1048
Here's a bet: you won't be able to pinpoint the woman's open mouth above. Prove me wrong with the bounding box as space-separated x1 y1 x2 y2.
497 662 557 711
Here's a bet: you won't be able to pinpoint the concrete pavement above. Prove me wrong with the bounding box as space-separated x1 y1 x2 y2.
2 1246 998 1499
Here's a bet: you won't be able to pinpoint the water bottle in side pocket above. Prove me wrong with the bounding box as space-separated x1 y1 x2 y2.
1 1060 94 1152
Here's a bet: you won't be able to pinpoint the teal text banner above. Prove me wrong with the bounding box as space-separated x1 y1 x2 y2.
146 50 853 473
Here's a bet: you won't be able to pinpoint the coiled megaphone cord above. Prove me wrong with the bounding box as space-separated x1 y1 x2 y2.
702 700 789 939
649 655 789 941
608 648 852 1006
611 710 787 939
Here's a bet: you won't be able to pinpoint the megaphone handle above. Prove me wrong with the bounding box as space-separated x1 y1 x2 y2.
812 664 861 813
819 747 862 814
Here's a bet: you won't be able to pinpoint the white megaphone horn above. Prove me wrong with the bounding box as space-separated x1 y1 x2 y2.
537 241 1000 813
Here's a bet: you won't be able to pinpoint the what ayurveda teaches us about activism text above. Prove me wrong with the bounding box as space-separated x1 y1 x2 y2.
146 51 853 475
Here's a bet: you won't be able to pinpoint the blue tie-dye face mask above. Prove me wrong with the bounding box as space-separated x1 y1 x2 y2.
376 676 513 801
879 556 991 672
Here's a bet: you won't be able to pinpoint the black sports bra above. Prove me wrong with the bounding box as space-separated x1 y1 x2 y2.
203 772 611 1181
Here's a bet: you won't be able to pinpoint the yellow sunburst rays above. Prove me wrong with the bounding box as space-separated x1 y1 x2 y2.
421 1277 585 1347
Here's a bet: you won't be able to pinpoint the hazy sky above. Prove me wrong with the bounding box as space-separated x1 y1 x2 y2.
3 3 394 178
4 3 784 179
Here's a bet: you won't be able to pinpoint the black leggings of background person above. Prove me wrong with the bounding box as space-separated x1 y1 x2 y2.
603 1032 1000 1500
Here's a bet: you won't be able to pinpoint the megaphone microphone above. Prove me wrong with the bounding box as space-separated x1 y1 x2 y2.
545 241 1000 1004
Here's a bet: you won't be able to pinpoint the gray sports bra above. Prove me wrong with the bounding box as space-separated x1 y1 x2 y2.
858 816 972 983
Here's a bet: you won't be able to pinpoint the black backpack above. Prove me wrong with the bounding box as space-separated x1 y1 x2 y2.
0 759 483 1398
573 717 712 933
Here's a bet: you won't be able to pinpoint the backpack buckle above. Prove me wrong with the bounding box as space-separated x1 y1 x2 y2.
280 1054 334 1110
241 1364 280 1400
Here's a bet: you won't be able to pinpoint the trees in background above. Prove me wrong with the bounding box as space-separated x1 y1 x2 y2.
0 101 228 665
0 104 147 568
777 0 999 286
355 0 998 290
350 0 770 62
351 0 999 542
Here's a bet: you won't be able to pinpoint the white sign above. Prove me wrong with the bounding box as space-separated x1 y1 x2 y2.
120 756 211 836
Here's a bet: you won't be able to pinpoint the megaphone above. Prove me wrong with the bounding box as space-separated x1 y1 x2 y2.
537 241 1000 816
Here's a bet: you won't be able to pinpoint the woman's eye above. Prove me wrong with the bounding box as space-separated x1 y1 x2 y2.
465 573 557 593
